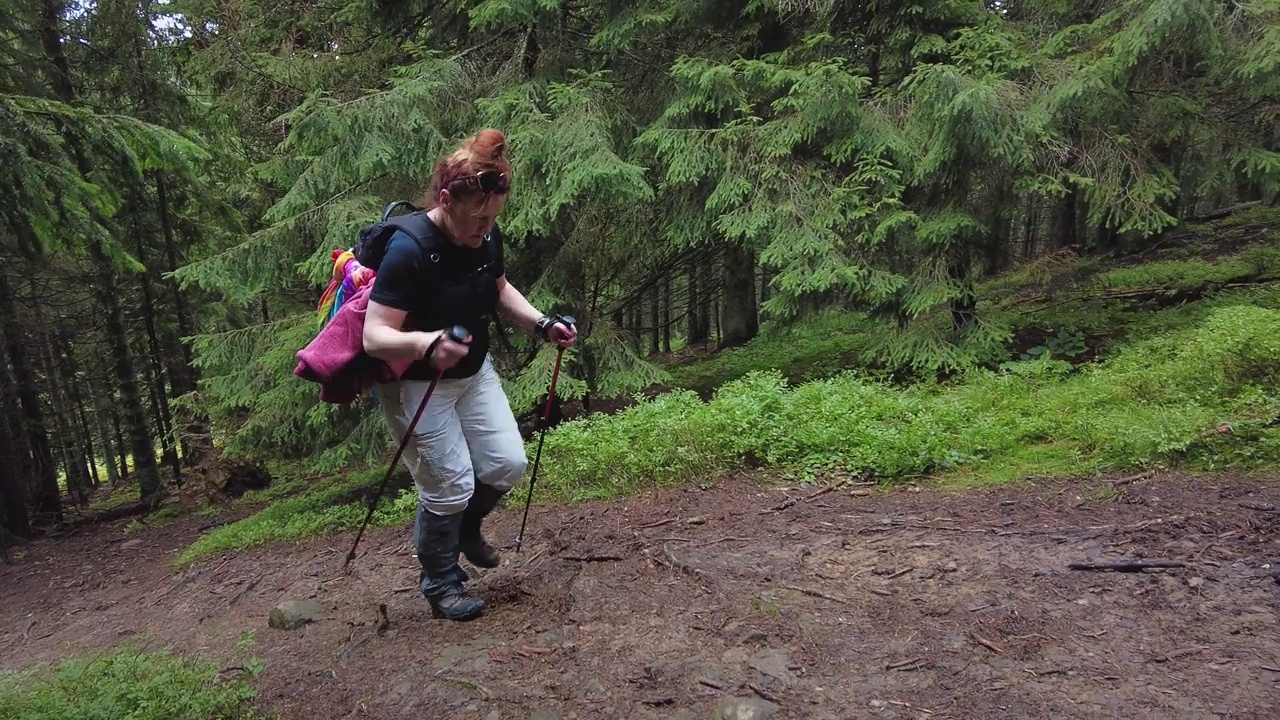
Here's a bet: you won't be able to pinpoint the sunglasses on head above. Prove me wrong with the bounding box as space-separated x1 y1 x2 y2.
452 170 508 195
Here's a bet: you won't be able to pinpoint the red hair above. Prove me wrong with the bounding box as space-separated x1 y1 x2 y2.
423 128 512 208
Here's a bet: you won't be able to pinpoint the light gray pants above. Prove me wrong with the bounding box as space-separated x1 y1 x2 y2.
375 357 528 515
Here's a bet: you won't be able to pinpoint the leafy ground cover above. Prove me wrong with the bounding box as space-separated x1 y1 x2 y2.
0 646 265 720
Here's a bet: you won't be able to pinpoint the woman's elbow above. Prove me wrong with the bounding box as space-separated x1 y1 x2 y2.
362 325 385 358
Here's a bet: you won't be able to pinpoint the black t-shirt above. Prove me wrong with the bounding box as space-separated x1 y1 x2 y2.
368 214 505 380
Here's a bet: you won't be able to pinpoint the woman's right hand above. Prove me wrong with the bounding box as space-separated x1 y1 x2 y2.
416 330 470 370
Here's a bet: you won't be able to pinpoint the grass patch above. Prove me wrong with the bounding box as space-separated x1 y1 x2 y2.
0 646 266 720
1093 244 1280 292
175 467 416 567
666 310 878 393
530 303 1280 501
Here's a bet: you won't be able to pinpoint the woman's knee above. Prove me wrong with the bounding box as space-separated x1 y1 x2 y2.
480 448 527 492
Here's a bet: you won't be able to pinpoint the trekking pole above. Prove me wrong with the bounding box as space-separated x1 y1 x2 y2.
514 315 574 552
344 325 471 569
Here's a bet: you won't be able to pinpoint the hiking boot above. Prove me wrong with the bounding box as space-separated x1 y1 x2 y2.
459 482 506 569
415 508 485 621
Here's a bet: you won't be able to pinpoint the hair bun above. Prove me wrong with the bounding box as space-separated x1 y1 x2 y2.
470 128 506 160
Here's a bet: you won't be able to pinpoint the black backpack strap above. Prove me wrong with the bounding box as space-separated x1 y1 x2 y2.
384 212 444 263
353 210 443 270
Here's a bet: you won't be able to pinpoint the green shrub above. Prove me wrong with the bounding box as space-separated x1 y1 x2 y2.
0 646 265 720
528 304 1280 499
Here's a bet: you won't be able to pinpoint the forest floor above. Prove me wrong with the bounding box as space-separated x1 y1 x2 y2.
2 471 1279 719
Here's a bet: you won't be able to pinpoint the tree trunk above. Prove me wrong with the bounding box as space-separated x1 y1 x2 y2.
687 266 707 344
156 174 210 467
948 249 978 334
1023 202 1038 260
661 274 672 353
132 216 180 484
0 271 60 524
97 396 120 486
648 285 659 355
111 394 129 480
60 340 101 488
720 242 759 348
1 371 35 506
44 331 90 506
0 411 30 538
1050 185 1079 250
697 263 712 345
39 0 163 504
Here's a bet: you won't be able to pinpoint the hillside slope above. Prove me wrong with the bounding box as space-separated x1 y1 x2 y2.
162 208 1280 565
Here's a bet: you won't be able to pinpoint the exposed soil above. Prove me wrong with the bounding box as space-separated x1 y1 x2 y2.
3 471 1280 719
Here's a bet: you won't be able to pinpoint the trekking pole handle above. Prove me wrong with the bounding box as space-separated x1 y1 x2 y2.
426 325 472 354
552 315 576 336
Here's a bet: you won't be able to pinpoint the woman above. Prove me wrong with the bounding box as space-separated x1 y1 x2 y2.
362 128 576 621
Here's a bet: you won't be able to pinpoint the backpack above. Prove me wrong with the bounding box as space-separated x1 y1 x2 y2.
315 200 436 327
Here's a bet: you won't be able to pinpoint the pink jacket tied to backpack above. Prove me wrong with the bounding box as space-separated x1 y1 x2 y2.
294 251 412 404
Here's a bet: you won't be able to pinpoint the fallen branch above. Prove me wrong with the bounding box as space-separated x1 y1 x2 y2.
761 497 797 514
1105 471 1154 487
971 633 1003 654
887 700 934 715
749 683 782 704
637 518 675 530
61 500 158 528
886 657 924 671
1068 560 1185 573
782 583 853 606
561 554 624 562
697 536 751 547
1183 200 1262 223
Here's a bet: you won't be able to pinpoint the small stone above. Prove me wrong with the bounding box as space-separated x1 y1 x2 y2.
686 516 708 525
120 539 143 551
715 696 779 720
579 679 608 702
268 599 324 630
1188 577 1205 589
485 712 500 720
940 560 959 573
851 489 871 497
748 648 793 686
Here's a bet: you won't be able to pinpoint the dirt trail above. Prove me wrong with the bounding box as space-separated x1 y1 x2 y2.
2 472 1279 719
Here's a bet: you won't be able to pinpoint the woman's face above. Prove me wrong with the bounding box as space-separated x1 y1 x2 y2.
442 190 506 248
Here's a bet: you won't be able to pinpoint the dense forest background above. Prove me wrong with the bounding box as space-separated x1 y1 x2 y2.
1 0 1277 542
